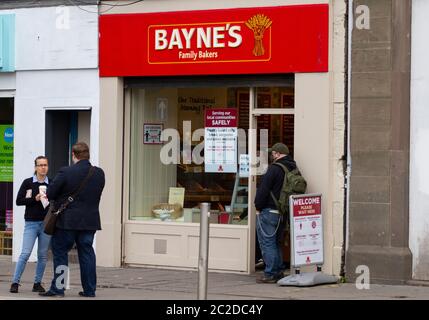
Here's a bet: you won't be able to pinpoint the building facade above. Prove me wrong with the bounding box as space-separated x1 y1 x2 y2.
4 0 427 285
96 0 347 276
0 0 100 262
347 0 429 284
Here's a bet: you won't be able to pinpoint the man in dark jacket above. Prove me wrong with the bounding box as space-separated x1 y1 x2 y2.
254 143 296 283
40 142 105 297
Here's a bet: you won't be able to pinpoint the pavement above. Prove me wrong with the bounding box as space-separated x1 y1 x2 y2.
1 256 429 300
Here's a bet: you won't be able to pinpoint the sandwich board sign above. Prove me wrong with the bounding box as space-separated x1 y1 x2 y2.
289 194 324 267
278 193 338 286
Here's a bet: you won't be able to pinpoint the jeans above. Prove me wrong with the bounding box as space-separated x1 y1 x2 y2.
49 229 96 295
256 208 284 278
12 221 51 284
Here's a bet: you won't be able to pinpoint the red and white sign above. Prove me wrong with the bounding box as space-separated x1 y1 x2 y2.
205 108 238 127
205 109 237 173
99 5 329 77
290 194 323 267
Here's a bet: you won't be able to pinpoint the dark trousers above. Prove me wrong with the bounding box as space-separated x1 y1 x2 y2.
255 231 262 263
49 228 96 295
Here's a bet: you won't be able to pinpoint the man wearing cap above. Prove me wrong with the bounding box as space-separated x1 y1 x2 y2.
254 142 297 283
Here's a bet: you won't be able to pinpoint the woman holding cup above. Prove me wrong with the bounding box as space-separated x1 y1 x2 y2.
10 156 51 294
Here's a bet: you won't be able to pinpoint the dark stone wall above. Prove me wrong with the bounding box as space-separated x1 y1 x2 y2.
347 0 412 284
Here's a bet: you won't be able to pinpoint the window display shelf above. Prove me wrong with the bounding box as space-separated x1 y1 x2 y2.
0 231 12 255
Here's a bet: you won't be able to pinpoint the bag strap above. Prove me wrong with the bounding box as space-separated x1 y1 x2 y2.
54 166 96 214
69 166 96 201
270 162 289 208
273 162 289 174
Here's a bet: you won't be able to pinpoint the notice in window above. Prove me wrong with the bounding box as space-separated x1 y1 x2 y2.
168 187 185 208
204 109 237 173
143 123 163 144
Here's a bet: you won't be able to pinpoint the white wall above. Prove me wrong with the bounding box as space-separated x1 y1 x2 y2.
9 4 99 262
410 0 429 281
295 73 333 273
101 0 328 14
0 73 16 92
15 5 98 70
13 69 99 262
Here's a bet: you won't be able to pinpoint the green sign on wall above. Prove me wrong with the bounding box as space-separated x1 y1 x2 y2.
0 125 13 182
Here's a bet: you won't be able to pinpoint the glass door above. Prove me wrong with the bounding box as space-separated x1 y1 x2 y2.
248 85 295 272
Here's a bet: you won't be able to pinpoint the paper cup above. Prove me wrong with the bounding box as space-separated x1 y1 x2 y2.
39 185 47 195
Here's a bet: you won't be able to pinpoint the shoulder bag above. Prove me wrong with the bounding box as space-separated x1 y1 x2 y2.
43 166 96 235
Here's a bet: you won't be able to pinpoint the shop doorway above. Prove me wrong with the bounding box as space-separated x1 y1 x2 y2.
45 110 91 178
0 98 14 256
248 87 295 270
44 109 91 261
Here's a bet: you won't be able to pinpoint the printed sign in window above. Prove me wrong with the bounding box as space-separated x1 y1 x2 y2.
143 123 163 145
204 109 237 173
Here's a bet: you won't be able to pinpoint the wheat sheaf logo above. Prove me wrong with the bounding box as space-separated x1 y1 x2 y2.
245 14 272 57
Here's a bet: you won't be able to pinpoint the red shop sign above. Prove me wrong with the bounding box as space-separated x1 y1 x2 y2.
99 4 329 77
292 195 322 218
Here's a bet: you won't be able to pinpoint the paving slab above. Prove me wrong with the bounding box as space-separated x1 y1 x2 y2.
1 256 429 300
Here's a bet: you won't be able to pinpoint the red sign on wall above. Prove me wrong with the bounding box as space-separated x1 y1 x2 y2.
205 109 237 127
99 4 329 77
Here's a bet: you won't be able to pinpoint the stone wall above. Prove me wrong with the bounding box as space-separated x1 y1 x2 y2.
346 0 412 284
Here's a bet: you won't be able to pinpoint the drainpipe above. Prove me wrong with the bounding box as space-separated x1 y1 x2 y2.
340 0 354 277
341 0 353 279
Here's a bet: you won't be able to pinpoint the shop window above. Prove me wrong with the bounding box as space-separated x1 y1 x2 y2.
254 87 294 109
129 85 294 225
0 97 13 255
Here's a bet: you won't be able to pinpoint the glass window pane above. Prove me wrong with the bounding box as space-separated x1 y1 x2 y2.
129 87 250 225
255 85 294 109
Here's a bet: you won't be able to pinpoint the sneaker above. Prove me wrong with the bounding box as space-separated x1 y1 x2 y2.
39 290 64 297
32 283 46 293
9 283 19 293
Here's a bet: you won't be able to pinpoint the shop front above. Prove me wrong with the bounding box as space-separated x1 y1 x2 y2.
98 1 345 275
0 13 15 256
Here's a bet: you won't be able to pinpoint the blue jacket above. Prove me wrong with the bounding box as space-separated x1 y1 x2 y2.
254 155 297 211
47 159 105 231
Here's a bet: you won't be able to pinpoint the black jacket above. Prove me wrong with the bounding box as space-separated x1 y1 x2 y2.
16 177 50 221
47 159 105 231
254 155 297 211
